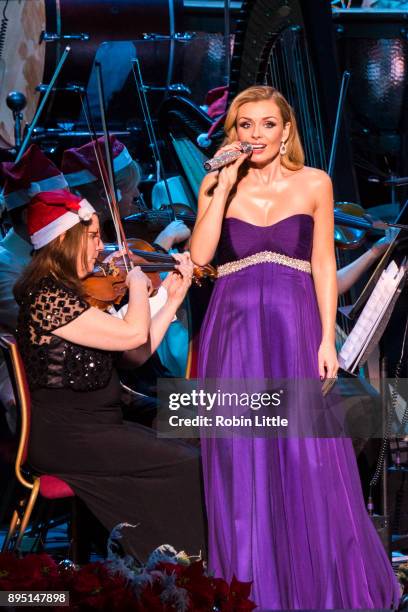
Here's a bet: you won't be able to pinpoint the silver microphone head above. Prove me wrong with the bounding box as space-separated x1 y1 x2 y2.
240 142 253 154
203 142 254 172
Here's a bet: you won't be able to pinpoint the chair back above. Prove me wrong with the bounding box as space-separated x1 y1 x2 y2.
0 334 33 490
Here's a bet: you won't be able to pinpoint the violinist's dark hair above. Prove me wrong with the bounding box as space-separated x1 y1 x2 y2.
14 221 90 304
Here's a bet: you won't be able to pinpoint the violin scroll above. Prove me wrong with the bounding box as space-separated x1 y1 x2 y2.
192 263 217 286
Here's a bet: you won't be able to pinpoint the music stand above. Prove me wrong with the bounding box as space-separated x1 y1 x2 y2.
338 260 407 557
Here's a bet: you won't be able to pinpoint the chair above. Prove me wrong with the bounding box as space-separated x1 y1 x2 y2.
0 334 76 555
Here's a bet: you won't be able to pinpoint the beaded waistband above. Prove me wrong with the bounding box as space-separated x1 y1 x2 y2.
217 250 312 278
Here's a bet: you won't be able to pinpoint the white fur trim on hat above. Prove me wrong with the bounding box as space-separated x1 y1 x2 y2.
65 147 133 187
30 199 96 250
114 147 133 173
4 174 69 211
78 198 95 221
28 183 41 197
64 168 98 188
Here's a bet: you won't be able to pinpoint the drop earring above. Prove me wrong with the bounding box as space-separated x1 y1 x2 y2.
280 141 287 155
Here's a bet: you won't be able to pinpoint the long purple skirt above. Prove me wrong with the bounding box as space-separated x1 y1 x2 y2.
198 217 400 609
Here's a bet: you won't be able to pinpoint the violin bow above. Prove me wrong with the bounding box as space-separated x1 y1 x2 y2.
80 96 115 221
80 63 133 273
95 62 133 269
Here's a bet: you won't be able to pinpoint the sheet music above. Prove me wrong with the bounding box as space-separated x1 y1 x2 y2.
339 260 405 372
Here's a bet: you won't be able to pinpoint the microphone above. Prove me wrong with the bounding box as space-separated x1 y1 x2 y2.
203 142 262 172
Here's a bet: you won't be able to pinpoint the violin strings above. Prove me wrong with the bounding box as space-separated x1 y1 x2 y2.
80 95 130 273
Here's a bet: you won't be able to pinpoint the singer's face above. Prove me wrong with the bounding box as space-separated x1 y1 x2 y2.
236 100 290 164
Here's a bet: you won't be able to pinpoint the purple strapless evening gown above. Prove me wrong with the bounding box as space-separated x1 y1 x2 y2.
198 214 400 610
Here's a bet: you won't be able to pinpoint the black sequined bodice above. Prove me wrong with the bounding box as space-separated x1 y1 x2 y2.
17 277 113 392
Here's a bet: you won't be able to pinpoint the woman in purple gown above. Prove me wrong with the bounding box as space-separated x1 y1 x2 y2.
190 86 400 609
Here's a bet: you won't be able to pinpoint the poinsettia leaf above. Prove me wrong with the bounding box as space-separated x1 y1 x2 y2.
230 574 253 599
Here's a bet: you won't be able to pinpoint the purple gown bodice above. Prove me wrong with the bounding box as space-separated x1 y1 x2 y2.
218 214 313 264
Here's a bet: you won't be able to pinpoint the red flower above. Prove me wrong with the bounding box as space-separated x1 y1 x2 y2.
230 574 253 601
0 551 258 611
137 582 167 611
211 576 230 600
0 553 59 591
66 563 139 611
0 553 20 590
176 561 215 610
207 574 256 611
71 564 104 594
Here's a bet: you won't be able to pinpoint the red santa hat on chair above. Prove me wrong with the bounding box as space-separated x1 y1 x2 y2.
61 135 135 188
27 190 95 250
0 145 68 211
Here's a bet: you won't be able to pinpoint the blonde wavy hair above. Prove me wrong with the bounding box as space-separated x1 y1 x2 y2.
223 85 304 171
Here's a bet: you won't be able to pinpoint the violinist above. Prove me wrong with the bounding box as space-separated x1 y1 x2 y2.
62 136 192 378
13 189 206 562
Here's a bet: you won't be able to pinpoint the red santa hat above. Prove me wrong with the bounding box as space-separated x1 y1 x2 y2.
27 190 96 250
205 85 228 119
61 135 134 188
0 145 68 211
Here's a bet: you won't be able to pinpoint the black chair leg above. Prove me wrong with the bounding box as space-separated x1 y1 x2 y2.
30 498 55 553
70 498 108 564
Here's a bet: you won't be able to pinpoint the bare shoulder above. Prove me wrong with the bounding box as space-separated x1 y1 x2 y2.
298 166 332 187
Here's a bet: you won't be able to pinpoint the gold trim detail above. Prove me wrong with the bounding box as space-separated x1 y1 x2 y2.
217 250 311 277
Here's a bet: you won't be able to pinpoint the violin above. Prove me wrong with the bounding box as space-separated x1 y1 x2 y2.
102 237 216 284
119 203 196 242
334 201 407 249
82 259 174 311
83 238 216 311
82 265 128 311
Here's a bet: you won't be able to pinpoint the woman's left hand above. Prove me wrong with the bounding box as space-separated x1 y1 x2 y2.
162 252 194 306
318 341 339 380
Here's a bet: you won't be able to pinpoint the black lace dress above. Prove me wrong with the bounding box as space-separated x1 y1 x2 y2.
16 276 206 561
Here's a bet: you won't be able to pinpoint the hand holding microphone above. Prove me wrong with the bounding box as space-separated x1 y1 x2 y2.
203 141 254 172
204 141 264 193
203 141 267 172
